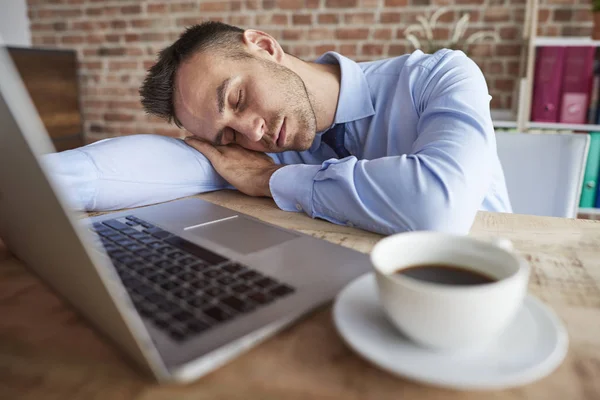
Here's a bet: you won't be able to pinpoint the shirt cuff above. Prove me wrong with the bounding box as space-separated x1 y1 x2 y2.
269 163 322 214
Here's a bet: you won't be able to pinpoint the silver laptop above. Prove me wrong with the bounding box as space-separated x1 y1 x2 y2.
0 44 370 382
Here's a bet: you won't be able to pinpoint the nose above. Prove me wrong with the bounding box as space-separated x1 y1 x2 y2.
233 115 265 142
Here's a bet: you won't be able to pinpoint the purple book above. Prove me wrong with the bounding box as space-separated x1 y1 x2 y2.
559 46 596 124
531 46 566 123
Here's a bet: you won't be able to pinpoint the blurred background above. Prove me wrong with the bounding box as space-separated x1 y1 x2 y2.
0 0 592 142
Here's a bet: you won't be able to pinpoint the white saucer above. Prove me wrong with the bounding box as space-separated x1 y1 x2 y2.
333 273 569 390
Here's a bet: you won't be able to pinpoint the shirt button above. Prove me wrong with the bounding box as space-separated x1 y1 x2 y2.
295 204 302 211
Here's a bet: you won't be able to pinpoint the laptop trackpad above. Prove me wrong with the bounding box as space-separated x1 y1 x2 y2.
186 216 298 254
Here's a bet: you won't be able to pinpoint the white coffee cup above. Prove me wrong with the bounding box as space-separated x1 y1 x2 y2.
371 232 530 351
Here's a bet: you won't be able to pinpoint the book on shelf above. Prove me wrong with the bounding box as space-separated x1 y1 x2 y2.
531 47 566 123
559 47 596 124
587 51 600 124
580 132 600 208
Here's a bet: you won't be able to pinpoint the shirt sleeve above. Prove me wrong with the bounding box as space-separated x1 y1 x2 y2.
42 134 233 211
269 54 495 235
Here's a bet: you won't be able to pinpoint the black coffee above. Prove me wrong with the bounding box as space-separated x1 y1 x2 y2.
395 264 496 286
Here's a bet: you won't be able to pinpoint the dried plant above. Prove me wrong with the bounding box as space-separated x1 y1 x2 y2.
403 7 500 55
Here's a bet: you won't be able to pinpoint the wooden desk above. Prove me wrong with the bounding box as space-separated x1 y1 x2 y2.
1 191 600 399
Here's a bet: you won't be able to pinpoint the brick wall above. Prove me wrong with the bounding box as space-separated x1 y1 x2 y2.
27 0 594 143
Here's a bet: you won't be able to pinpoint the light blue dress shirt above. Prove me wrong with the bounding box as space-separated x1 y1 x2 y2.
42 49 511 235
269 49 512 235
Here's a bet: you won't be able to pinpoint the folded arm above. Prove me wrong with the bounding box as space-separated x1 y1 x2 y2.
269 55 496 235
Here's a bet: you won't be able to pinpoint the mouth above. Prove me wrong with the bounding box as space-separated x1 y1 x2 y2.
276 118 286 148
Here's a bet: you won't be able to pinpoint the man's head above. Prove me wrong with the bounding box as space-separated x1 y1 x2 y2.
140 21 318 152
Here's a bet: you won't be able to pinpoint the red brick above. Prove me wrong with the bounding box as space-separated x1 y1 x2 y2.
148 4 168 13
335 28 369 40
229 15 251 26
315 44 337 54
486 61 503 74
293 14 312 25
282 29 304 40
170 2 197 12
326 0 358 7
339 44 357 56
277 0 305 9
362 44 384 56
345 13 375 24
200 2 229 11
373 28 392 40
104 113 135 122
308 28 334 40
108 61 138 71
61 35 84 45
483 7 511 22
177 17 208 26
384 0 407 5
121 5 141 14
380 12 402 24
389 44 408 56
496 44 522 56
553 9 573 22
318 13 339 24
291 45 311 57
499 27 519 40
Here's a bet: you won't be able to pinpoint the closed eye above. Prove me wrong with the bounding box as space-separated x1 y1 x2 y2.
236 89 242 111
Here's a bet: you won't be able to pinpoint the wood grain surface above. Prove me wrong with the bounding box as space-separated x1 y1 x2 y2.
1 190 599 400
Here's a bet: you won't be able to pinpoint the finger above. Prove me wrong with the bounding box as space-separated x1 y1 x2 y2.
184 137 222 161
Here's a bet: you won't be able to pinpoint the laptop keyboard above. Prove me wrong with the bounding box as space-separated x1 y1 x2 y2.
90 215 295 342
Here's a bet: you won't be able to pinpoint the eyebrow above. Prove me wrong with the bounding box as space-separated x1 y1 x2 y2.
216 77 232 116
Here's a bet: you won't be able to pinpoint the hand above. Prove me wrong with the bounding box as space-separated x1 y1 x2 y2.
184 137 284 198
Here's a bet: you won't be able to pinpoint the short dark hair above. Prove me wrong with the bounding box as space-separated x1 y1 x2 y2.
139 21 249 128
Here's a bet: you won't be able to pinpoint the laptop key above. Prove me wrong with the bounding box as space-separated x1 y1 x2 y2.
202 306 234 322
172 309 195 323
220 295 255 313
239 270 261 281
166 266 184 275
190 279 211 290
187 320 211 334
180 271 197 281
254 277 278 289
172 287 194 299
126 244 146 252
145 227 171 239
148 273 169 284
143 254 163 263
164 236 228 265
178 256 196 266
270 284 295 297
188 295 210 308
204 286 226 298
231 283 252 294
217 276 235 285
160 281 179 291
202 269 223 279
222 263 247 274
247 291 274 305
102 220 130 231
134 248 153 258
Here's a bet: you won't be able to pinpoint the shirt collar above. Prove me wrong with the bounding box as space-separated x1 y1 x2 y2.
308 52 376 152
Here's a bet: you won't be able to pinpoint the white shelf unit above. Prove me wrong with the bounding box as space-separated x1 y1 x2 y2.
578 207 600 215
527 122 600 132
517 13 600 133
534 36 600 47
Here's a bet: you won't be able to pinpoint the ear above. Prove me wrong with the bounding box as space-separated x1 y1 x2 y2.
242 30 285 63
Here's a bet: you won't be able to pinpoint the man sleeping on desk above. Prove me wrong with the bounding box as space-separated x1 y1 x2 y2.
42 22 512 236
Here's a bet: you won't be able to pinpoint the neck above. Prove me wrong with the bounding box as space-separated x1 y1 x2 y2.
283 55 341 132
